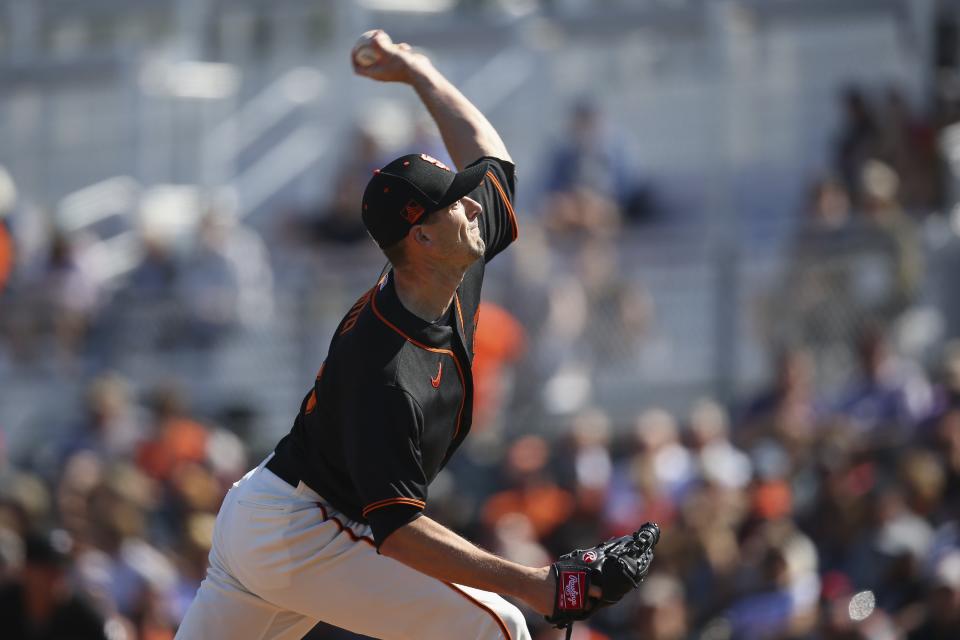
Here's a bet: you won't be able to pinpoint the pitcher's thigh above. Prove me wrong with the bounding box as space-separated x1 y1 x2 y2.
175 576 318 640
260 541 530 640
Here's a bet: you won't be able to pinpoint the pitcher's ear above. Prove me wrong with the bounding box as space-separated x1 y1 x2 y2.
413 225 432 247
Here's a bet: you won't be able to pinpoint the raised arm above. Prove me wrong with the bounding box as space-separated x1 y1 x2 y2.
351 30 512 170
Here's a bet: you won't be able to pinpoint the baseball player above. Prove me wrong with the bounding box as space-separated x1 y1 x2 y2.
176 30 658 640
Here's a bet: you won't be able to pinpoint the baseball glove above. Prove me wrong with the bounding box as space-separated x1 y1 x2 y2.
546 522 660 638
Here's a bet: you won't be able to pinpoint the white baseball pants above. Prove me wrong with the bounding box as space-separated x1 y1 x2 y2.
175 456 531 640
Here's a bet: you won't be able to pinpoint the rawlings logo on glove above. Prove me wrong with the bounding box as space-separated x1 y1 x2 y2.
546 523 661 637
558 571 586 610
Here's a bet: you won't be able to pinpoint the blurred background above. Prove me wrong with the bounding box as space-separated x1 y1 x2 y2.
1 0 960 638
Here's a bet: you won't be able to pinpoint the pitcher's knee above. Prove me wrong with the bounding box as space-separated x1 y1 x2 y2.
503 602 532 640
480 600 530 640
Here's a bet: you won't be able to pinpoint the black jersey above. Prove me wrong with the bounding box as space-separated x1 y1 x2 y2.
271 156 518 546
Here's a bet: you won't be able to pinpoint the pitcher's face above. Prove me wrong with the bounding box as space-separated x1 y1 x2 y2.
420 196 485 267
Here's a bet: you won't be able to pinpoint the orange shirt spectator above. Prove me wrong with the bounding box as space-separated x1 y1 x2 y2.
471 301 526 431
0 221 13 293
136 417 209 482
482 483 575 541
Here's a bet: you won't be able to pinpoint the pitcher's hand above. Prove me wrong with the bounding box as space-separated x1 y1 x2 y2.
351 30 431 85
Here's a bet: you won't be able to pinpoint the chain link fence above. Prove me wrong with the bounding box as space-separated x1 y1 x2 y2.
3 211 956 454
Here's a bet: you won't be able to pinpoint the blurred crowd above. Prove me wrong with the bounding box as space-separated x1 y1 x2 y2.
1 78 960 640
1 337 959 640
0 201 275 374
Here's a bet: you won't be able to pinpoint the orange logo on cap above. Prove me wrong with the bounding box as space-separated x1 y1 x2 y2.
420 154 451 171
402 199 426 224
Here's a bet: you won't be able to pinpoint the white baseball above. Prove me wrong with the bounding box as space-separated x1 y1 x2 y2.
848 590 875 621
354 45 380 67
354 30 391 67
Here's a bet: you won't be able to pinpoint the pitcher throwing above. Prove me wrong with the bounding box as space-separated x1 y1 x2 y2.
176 30 658 640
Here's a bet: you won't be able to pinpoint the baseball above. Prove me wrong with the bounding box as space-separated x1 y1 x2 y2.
848 590 875 621
353 30 389 67
354 45 380 67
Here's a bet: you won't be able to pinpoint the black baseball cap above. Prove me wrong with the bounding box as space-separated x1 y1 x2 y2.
362 153 487 249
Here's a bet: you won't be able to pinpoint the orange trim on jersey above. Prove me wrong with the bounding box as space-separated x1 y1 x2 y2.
361 497 426 517
453 293 465 334
445 583 513 640
316 502 376 548
485 170 518 241
340 287 374 335
370 276 468 441
304 362 325 414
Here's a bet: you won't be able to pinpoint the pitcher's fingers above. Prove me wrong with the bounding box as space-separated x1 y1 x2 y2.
371 30 392 50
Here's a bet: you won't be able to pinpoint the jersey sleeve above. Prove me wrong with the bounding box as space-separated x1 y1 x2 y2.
466 156 518 263
341 384 428 547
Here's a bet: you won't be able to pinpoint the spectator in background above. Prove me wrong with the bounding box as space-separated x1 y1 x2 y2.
721 523 820 640
136 384 210 485
834 86 881 208
0 167 14 297
471 301 527 435
307 126 385 246
687 399 752 492
551 409 613 547
177 208 273 348
488 512 551 573
533 238 655 418
538 100 635 236
858 158 923 316
742 347 817 437
632 574 689 640
776 179 860 389
169 513 216 626
792 177 855 255
799 431 875 577
537 274 593 415
575 238 654 368
860 484 933 616
0 523 23 584
51 373 146 476
878 87 942 212
554 408 613 499
833 326 932 440
604 409 687 537
746 440 794 525
908 551 960 639
928 208 960 340
0 212 14 369
126 234 179 303
33 231 101 364
74 468 163 621
0 530 107 640
674 476 747 623
630 408 695 507
481 435 574 548
931 408 960 523
897 448 948 524
106 232 182 353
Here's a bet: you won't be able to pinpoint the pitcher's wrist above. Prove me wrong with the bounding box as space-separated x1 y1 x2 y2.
402 55 436 86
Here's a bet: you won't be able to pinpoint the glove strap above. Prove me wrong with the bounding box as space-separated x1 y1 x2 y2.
554 563 589 614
